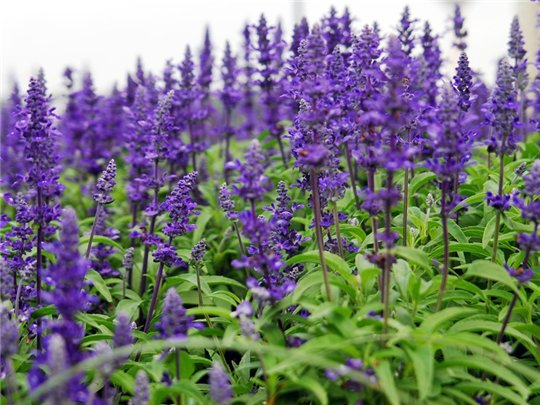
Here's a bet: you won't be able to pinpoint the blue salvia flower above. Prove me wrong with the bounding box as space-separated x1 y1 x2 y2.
397 6 416 57
0 83 24 193
209 362 233 405
130 370 150 405
453 52 473 112
453 4 467 51
508 16 528 92
156 288 202 339
93 159 116 204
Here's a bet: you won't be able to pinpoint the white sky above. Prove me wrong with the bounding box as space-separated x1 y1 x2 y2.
1 0 538 99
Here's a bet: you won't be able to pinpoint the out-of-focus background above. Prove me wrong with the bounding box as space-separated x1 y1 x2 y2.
1 0 538 98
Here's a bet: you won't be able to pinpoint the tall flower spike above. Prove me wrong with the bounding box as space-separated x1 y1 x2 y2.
485 59 520 157
113 312 134 348
508 16 529 93
453 4 467 50
453 52 473 112
156 288 200 339
226 140 271 202
46 334 68 404
129 370 150 405
190 239 207 265
161 172 199 238
219 183 238 221
209 362 233 405
397 6 415 57
0 306 19 359
93 159 116 204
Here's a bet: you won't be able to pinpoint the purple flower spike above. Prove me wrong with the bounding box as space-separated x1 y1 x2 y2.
209 362 233 405
93 159 116 204
504 264 534 284
453 5 467 51
156 288 201 339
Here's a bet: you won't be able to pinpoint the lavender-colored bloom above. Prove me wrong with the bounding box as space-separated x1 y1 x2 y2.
239 316 259 341
113 312 134 348
199 27 213 88
219 42 241 112
0 306 19 358
484 59 520 156
426 87 474 215
1 83 25 193
264 181 306 255
46 208 89 322
156 288 201 339
226 140 272 202
508 16 528 91
290 18 309 56
209 362 232 405
93 159 116 204
453 5 467 51
123 247 135 271
254 15 286 155
17 75 64 198
397 6 415 57
129 370 150 405
218 183 238 221
504 264 534 284
190 239 207 265
0 259 14 301
419 22 442 106
486 191 512 212
148 90 175 161
46 334 69 404
231 301 254 318
239 24 257 139
125 86 152 204
161 172 199 238
453 52 473 112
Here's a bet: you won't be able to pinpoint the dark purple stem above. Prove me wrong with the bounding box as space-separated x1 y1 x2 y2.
36 187 43 351
436 183 450 311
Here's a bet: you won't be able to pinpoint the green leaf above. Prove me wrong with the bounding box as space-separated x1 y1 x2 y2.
374 360 400 405
86 269 113 302
289 375 328 405
79 235 124 252
440 357 529 397
482 215 497 249
192 207 212 244
420 307 478 334
465 260 518 293
409 172 436 196
152 381 207 404
394 246 432 272
287 250 358 289
406 344 433 400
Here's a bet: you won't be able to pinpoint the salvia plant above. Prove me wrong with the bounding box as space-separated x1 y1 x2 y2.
1 5 540 405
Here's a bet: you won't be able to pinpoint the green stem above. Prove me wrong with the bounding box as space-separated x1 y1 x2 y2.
332 201 344 258
436 185 450 312
310 170 332 302
403 168 409 247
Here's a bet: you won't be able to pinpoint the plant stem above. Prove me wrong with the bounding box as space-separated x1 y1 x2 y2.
143 237 173 333
175 349 182 405
491 153 505 264
36 187 43 351
497 292 518 344
402 168 409 247
344 145 360 209
382 171 394 334
331 201 344 258
436 185 450 312
85 203 102 259
310 170 332 302
367 169 379 254
128 203 138 289
140 159 160 296
233 222 246 257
